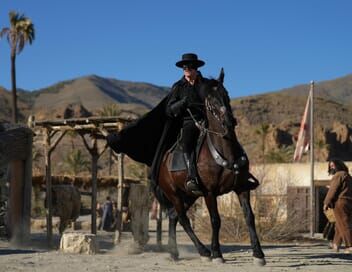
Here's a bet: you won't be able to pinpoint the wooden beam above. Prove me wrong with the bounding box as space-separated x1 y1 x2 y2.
34 116 134 127
49 130 67 152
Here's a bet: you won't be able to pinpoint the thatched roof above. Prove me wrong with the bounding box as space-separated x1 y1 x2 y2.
32 175 144 188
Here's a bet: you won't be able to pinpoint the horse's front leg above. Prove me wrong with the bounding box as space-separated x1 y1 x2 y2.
204 193 224 263
237 190 266 266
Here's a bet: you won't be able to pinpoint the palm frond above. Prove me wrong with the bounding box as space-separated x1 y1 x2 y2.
0 27 10 38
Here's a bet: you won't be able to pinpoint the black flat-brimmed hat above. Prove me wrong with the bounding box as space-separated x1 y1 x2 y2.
175 53 205 68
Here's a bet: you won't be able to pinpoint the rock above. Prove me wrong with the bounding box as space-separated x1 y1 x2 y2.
60 233 99 254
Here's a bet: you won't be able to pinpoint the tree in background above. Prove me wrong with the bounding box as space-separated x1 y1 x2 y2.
265 146 294 163
63 149 90 176
98 103 121 117
255 123 270 164
99 103 121 174
1 11 35 123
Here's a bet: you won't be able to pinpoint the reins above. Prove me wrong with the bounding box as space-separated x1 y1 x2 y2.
186 108 227 137
186 108 247 175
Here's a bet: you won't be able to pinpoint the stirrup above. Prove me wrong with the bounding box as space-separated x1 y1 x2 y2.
185 178 203 196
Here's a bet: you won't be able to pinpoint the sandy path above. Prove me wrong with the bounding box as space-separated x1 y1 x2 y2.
1 228 352 272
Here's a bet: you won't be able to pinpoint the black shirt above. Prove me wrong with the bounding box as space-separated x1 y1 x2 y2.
166 73 207 122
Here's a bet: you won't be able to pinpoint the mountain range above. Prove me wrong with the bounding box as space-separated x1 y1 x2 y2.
1 73 352 162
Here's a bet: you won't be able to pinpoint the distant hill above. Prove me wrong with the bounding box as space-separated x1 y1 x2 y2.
1 73 352 162
229 74 352 162
277 74 352 105
0 75 169 121
0 87 31 122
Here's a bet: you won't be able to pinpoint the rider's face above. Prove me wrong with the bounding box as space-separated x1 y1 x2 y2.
183 65 197 79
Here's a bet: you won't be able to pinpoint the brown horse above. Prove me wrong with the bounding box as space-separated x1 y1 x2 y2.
156 69 266 265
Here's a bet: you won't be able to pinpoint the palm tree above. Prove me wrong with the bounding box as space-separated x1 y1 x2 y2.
98 104 121 174
255 123 270 164
265 146 294 163
1 11 35 123
63 149 90 176
98 103 121 117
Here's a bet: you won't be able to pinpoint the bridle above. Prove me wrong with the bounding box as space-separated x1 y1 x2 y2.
186 98 247 174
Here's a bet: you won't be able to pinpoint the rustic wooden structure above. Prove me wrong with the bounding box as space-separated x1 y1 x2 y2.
287 180 331 233
0 124 33 242
30 115 135 246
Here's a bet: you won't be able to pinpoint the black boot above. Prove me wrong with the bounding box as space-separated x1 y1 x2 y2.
183 152 203 196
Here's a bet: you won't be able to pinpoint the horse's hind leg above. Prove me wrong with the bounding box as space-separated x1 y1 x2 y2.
167 207 179 260
204 193 224 263
237 191 266 266
175 200 211 259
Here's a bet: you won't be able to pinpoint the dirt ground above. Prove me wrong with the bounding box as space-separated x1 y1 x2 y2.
1 221 352 272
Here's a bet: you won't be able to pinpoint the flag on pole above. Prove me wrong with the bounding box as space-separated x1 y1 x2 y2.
293 91 312 162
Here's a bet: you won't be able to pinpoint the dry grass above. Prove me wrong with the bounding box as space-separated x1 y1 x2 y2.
194 205 309 243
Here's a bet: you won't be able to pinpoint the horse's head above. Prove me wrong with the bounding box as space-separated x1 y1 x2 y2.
202 68 236 136
201 69 251 178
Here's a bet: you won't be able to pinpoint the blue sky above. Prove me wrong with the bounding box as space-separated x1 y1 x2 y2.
0 0 351 98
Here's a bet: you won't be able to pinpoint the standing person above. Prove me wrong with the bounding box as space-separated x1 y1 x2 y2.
101 196 113 231
323 159 352 253
165 53 209 196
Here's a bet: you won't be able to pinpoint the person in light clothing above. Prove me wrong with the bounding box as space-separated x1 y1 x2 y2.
324 159 352 253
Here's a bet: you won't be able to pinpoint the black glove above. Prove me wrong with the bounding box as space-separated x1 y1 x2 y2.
169 97 188 117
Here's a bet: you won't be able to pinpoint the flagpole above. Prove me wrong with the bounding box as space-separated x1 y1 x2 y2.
309 81 315 237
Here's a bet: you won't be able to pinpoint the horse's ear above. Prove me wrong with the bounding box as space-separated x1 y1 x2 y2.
218 68 225 84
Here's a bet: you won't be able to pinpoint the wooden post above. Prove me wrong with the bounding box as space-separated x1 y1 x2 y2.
8 160 24 240
156 202 162 247
22 129 33 242
129 183 150 251
91 138 98 235
79 133 107 235
115 153 124 244
44 128 66 247
309 81 315 237
108 148 112 176
44 128 53 247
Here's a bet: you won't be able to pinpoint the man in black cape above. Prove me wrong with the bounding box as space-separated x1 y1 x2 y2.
106 53 208 196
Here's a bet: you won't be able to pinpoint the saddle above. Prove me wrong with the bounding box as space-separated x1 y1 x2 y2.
166 128 206 172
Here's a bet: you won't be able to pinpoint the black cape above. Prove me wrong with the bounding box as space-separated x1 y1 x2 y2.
106 92 182 186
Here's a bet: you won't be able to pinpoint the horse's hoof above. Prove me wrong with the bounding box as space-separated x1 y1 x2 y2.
169 253 179 261
127 244 144 255
253 257 266 266
200 256 212 262
212 257 225 263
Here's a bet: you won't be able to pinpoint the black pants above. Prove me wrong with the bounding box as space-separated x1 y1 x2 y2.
182 120 200 154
